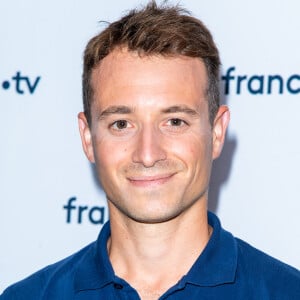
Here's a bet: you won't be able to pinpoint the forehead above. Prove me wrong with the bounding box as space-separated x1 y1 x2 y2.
91 48 208 110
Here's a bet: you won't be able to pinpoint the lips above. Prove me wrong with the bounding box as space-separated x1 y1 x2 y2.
127 173 175 187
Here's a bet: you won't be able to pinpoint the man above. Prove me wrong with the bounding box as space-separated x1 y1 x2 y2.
1 1 299 299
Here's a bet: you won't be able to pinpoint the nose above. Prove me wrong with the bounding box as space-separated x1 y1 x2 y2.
132 125 167 167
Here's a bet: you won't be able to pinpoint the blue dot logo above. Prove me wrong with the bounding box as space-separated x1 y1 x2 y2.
2 81 10 90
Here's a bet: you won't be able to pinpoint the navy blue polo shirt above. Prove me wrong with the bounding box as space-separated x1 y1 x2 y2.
1 212 300 299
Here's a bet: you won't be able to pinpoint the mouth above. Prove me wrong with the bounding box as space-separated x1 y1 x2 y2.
127 173 175 187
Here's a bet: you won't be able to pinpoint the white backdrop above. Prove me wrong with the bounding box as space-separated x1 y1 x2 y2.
1 0 299 293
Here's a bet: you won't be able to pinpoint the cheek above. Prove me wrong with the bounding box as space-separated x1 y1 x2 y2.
93 137 129 172
175 138 213 187
168 134 212 162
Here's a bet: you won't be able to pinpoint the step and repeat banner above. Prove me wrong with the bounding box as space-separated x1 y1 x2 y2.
1 0 299 292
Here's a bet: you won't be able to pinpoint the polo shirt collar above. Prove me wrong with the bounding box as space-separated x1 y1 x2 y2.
74 212 237 291
74 221 115 292
183 212 238 286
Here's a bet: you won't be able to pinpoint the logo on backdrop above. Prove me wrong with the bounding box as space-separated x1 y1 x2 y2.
1 71 41 94
221 67 300 95
63 197 106 225
2 68 299 96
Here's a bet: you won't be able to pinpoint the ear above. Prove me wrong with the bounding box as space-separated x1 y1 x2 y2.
212 105 230 160
78 112 95 163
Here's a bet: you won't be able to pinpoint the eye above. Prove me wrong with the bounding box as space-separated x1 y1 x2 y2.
167 118 187 127
162 118 189 134
111 120 129 130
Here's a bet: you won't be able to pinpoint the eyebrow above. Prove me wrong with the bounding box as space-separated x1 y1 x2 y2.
98 105 133 120
161 105 199 116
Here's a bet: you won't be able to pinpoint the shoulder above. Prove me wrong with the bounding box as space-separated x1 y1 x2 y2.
0 242 96 300
235 238 300 299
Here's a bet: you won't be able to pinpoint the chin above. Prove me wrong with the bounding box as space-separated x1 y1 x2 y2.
124 205 185 224
129 215 179 225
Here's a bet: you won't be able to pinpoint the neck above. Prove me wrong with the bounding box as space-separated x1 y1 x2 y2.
107 200 211 298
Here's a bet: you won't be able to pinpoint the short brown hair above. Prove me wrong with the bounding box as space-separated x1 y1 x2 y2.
83 1 220 125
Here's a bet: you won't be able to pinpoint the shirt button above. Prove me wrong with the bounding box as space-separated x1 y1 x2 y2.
114 283 123 290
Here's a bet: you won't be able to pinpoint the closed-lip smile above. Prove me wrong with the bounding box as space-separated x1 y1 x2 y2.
127 173 175 187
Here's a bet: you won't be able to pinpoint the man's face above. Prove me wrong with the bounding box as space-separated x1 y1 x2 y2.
79 49 229 224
